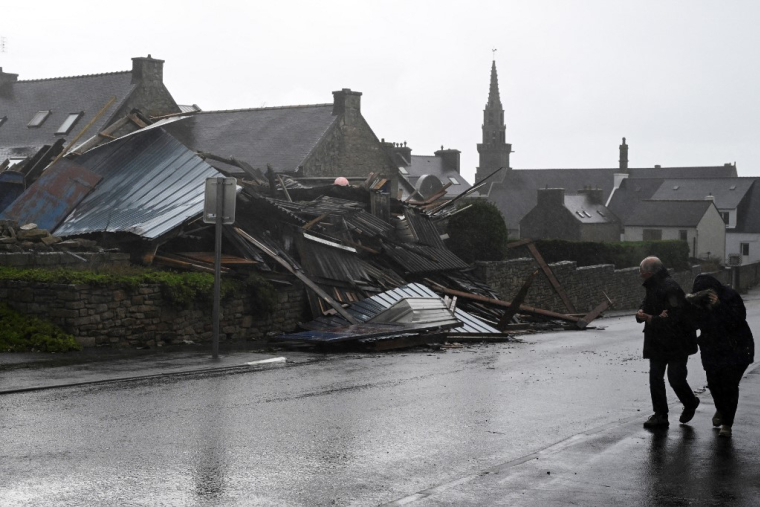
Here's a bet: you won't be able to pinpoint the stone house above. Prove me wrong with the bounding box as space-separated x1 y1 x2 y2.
520 187 620 242
161 88 400 195
622 200 726 260
0 55 180 165
383 142 472 201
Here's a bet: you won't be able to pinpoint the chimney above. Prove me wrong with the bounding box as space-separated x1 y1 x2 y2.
381 140 412 166
0 67 18 87
131 55 165 84
537 187 565 208
332 88 362 116
434 147 461 174
578 186 604 205
619 137 628 171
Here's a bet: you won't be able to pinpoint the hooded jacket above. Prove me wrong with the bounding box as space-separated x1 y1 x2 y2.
689 274 755 371
639 267 698 359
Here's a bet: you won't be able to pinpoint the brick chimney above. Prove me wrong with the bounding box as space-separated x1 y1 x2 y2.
619 137 628 171
131 55 165 84
434 147 461 174
537 187 565 207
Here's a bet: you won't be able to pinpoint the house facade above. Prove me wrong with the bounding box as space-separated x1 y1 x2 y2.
384 142 471 201
623 200 725 260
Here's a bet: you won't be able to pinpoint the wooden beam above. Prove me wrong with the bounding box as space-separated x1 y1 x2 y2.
234 227 359 324
506 238 533 249
302 213 329 231
525 241 577 314
497 269 538 330
423 280 580 323
576 299 613 329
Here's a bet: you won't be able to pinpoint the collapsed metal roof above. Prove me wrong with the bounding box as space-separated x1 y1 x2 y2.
54 127 222 239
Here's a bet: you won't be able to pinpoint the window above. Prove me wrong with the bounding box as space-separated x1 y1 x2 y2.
679 230 687 241
28 110 51 128
643 229 662 241
449 176 460 185
398 166 408 175
55 112 83 135
741 243 750 256
720 212 730 225
0 116 6 127
597 210 605 217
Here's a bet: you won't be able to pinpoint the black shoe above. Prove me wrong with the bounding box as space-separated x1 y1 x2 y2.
712 411 722 427
679 398 700 424
644 413 669 428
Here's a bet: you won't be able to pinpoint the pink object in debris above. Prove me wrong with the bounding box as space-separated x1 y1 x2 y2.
334 177 349 186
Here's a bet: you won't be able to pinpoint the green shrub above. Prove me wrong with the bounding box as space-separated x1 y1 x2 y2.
446 201 509 263
508 239 690 271
0 303 81 353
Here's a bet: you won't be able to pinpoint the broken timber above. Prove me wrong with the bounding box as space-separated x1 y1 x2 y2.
507 239 577 314
234 227 359 324
497 269 539 330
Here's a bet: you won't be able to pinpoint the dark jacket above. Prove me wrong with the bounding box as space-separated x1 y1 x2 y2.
638 267 698 359
689 274 755 371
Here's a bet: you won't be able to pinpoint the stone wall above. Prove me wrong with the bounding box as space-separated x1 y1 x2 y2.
0 252 130 269
475 258 701 313
0 279 307 349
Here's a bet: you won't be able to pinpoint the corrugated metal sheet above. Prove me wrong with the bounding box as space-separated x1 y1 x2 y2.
54 128 222 239
0 160 101 231
0 171 27 214
404 209 446 248
292 283 499 335
383 243 469 274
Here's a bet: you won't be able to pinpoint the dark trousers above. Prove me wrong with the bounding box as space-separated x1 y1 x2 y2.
649 356 698 415
706 363 749 427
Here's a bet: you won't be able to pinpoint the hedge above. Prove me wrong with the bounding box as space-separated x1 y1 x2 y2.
508 239 691 271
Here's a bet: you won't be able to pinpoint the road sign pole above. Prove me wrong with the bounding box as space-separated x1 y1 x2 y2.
212 177 223 360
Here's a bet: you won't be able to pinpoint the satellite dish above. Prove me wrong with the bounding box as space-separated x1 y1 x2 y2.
415 174 443 200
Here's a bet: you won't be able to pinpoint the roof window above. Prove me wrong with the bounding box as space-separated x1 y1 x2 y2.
597 210 605 217
730 185 737 190
672 185 679 190
398 166 408 175
449 176 460 185
583 211 592 218
576 211 585 218
28 110 51 128
55 112 83 135
0 116 6 127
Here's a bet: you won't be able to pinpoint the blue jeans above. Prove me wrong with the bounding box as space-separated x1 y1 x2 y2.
649 356 698 415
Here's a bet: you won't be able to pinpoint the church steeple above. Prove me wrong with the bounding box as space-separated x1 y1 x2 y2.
476 58 511 183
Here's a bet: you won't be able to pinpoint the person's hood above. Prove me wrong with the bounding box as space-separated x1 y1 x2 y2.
692 274 724 294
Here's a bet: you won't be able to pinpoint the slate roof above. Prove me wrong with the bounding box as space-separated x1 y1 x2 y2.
160 105 338 175
0 72 137 161
649 178 755 209
484 166 738 232
606 178 665 223
401 155 472 198
562 195 617 224
623 200 715 227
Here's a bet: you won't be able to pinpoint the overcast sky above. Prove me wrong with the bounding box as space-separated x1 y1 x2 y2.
2 1 759 183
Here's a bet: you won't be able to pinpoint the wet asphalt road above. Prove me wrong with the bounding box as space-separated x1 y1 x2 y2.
1 302 759 506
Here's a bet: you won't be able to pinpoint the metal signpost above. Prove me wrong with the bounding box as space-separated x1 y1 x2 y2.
203 177 237 359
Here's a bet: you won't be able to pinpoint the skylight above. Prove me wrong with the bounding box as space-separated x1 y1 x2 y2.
449 176 460 185
398 166 409 175
55 112 83 135
0 116 6 127
28 110 51 128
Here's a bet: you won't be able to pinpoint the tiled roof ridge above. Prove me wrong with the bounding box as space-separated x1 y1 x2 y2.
195 103 333 114
17 70 131 83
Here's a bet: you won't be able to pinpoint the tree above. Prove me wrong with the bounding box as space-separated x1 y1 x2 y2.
445 200 509 263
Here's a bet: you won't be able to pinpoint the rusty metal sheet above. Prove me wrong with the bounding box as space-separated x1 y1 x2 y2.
0 159 101 231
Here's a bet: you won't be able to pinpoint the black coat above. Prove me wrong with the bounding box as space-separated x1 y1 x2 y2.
638 267 698 359
689 274 755 372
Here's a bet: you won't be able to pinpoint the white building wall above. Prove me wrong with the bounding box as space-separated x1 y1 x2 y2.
726 232 760 264
696 207 726 261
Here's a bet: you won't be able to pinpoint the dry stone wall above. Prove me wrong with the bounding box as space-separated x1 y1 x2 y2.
475 258 701 313
0 280 306 349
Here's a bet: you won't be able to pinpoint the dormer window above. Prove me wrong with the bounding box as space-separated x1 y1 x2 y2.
449 177 460 185
28 110 51 128
56 112 83 135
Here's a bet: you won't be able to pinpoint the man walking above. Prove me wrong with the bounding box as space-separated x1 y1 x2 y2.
636 256 700 428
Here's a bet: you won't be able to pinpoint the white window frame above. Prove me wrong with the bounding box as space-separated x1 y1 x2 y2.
55 112 83 135
28 110 51 128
